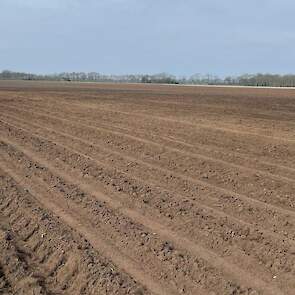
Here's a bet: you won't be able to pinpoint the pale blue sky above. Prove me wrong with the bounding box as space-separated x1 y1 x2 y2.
0 0 294 76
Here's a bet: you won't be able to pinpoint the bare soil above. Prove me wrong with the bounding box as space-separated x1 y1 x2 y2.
1 80 295 294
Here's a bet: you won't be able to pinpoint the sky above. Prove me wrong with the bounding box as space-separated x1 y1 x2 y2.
0 0 295 77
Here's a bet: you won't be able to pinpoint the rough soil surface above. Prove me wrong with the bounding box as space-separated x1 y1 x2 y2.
1 80 295 294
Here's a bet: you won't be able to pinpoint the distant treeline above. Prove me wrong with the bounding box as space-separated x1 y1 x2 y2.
1 70 295 87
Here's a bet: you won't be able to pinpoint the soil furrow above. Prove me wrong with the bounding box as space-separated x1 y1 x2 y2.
2 102 295 175
2 106 295 221
1 81 294 294
0 168 150 295
1 108 295 184
0 137 284 295
1 132 294 295
4 97 295 143
2 115 295 243
0 163 164 295
2 115 295 227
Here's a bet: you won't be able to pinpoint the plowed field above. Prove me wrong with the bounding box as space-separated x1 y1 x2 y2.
1 80 295 295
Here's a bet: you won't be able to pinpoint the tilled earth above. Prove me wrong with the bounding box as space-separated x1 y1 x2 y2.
0 80 295 295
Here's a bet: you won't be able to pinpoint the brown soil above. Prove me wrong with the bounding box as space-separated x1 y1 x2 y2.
1 80 295 294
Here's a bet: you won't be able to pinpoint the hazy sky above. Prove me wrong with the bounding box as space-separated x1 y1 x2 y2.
1 0 294 76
